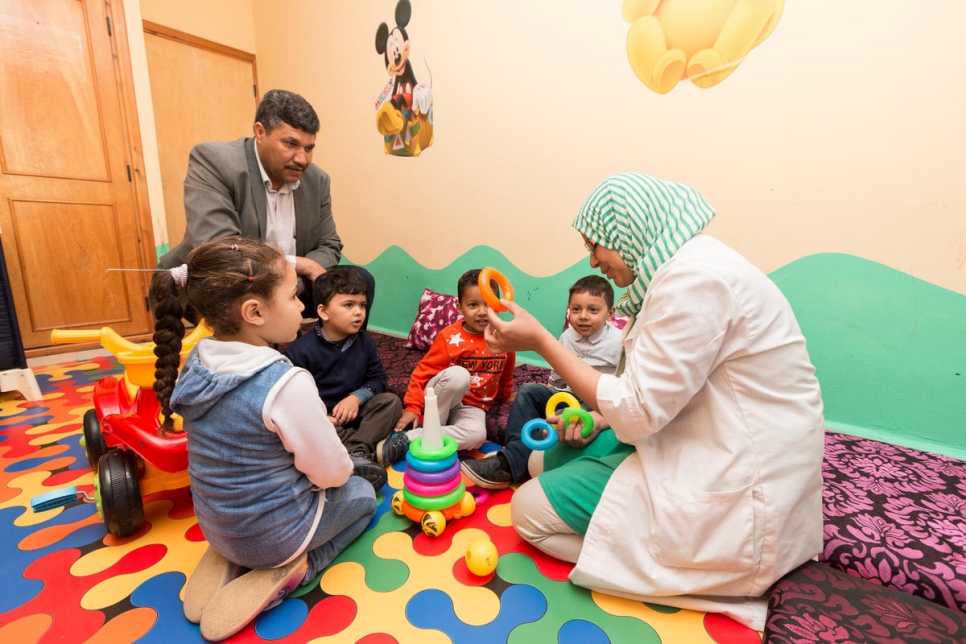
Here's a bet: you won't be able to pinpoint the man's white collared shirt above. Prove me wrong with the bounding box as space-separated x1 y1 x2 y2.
254 143 299 258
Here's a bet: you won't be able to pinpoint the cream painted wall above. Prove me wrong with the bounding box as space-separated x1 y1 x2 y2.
249 0 965 295
133 1 965 295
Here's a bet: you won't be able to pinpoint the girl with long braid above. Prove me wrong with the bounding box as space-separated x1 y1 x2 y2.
483 173 824 630
151 236 375 641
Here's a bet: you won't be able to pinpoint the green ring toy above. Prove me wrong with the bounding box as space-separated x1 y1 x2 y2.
408 435 458 461
561 407 595 438
404 482 466 511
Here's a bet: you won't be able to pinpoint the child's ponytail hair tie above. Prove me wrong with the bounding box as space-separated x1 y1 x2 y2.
170 264 188 288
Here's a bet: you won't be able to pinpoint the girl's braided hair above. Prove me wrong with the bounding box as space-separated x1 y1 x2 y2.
150 236 287 432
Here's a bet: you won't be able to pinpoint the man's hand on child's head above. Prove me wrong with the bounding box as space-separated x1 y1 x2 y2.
396 410 418 431
294 256 326 283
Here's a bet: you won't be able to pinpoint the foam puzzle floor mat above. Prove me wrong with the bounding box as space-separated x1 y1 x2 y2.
0 357 762 643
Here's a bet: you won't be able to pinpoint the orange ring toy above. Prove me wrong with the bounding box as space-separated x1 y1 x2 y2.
393 492 477 524
478 267 514 313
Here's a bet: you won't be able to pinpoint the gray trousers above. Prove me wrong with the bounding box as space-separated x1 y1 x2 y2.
405 366 487 450
335 392 402 459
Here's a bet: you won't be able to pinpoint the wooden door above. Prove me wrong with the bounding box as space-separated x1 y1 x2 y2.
0 0 153 349
143 22 257 252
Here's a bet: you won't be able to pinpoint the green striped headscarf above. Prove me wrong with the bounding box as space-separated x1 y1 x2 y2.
572 173 716 317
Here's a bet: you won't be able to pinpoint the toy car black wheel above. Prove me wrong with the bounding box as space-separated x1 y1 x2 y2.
97 449 144 537
82 409 108 472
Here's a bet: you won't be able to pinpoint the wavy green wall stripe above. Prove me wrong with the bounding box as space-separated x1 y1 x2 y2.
344 246 622 367
354 247 966 459
770 253 966 459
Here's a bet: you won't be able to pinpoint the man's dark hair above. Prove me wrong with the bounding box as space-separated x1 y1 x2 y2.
313 266 367 309
457 268 500 303
569 275 615 308
255 89 320 135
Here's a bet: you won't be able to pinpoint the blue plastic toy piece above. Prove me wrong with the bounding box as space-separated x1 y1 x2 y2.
521 418 558 451
31 487 78 512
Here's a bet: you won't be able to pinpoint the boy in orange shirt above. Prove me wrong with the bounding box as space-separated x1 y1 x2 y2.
376 269 515 466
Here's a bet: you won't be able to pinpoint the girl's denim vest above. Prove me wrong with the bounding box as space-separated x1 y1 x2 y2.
183 360 322 568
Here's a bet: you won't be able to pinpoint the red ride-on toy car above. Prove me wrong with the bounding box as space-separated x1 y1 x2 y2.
52 324 210 537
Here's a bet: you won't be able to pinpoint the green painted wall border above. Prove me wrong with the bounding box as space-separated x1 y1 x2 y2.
770 253 966 459
353 247 966 459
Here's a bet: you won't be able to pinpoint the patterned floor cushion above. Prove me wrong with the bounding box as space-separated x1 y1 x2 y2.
821 431 966 614
765 561 966 643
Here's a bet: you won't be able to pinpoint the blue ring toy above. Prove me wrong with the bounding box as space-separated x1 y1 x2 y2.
405 450 458 473
522 418 558 451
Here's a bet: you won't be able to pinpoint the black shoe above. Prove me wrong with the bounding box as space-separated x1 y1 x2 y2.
350 452 388 492
375 432 410 467
460 452 513 490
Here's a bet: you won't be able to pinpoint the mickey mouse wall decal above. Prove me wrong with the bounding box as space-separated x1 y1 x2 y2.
375 0 434 156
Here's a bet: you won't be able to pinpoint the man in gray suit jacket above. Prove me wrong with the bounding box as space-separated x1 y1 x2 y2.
158 89 375 324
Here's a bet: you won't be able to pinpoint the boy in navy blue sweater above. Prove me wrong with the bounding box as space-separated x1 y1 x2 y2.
285 267 401 492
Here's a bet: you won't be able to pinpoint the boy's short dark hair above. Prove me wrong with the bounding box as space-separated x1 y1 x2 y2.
569 275 614 308
457 268 501 303
313 266 367 309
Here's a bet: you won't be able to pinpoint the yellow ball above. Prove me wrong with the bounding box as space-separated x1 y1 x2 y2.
391 491 405 515
456 491 477 518
421 511 446 537
465 538 499 576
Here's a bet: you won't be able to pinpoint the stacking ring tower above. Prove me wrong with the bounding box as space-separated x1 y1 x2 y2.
392 387 476 537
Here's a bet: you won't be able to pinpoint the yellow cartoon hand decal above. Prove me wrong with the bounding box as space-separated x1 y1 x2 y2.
623 0 784 94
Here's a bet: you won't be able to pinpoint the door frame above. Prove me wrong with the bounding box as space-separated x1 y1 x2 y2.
107 0 156 304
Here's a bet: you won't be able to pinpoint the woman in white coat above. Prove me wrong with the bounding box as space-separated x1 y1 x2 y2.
484 173 825 630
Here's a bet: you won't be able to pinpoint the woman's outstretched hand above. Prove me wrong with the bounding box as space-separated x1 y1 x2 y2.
484 300 553 354
487 299 605 413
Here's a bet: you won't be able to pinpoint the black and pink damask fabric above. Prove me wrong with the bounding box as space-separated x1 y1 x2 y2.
767 433 966 642
765 561 966 643
820 432 966 614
